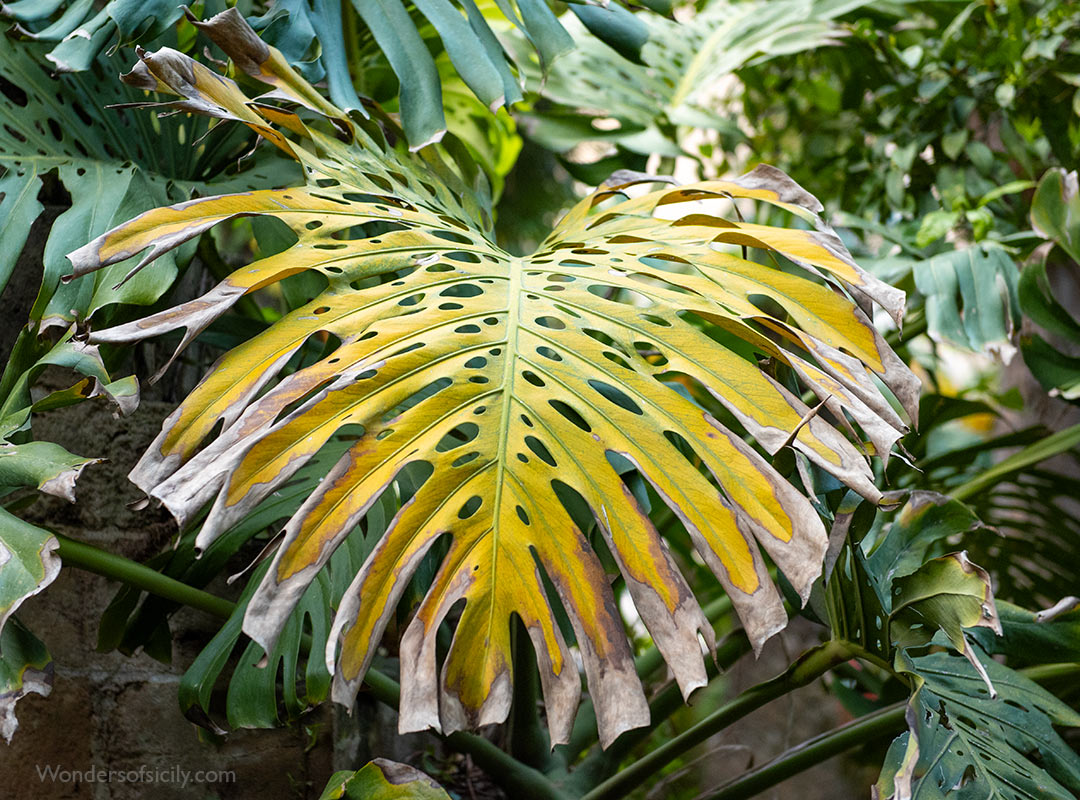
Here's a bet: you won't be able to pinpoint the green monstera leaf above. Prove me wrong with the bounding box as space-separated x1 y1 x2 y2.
876 650 1080 800
67 10 917 747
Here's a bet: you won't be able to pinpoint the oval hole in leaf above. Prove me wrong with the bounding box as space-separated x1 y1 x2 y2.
587 380 643 415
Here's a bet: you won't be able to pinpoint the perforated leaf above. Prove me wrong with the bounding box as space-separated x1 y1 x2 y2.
68 12 917 748
877 651 1080 800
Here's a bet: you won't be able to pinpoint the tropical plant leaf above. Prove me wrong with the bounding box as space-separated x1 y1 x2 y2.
1031 168 1080 264
0 440 101 503
0 508 59 649
1022 168 1080 400
889 551 1001 687
969 599 1080 668
67 11 917 748
876 650 1080 800
513 0 871 163
319 759 451 800
913 245 1020 362
823 491 1000 667
0 616 53 744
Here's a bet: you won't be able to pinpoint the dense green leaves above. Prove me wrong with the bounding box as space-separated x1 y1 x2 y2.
877 651 1080 800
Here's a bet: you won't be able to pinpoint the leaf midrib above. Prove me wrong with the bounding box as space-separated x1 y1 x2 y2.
487 254 524 655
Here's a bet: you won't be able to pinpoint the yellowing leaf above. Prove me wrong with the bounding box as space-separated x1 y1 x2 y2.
319 759 451 800
67 10 917 749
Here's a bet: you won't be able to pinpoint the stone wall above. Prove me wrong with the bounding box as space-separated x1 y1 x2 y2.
4 400 339 800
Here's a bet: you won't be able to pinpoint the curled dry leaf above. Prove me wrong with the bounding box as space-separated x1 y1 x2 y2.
67 9 917 748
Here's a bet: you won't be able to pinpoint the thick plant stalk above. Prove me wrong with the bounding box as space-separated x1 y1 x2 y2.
54 533 235 619
951 422 1080 501
578 639 857 800
706 701 906 800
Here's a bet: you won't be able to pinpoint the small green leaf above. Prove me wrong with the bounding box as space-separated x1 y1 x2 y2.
319 760 451 800
914 209 959 247
941 130 968 161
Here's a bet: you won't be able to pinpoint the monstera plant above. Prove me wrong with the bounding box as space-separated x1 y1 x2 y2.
66 8 916 748
4 5 1080 800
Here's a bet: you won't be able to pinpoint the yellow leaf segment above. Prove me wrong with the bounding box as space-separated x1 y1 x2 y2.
67 9 918 749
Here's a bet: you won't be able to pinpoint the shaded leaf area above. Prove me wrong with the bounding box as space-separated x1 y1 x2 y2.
960 461 1080 609
0 617 52 744
823 491 998 669
319 759 451 800
1023 168 1080 400
114 434 392 729
511 0 869 172
890 396 1080 609
821 492 1080 800
912 246 1020 362
69 10 916 748
2 0 651 151
0 27 296 323
876 651 1080 800
969 600 1080 670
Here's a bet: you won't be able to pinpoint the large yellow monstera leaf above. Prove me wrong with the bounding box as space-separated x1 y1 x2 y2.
68 10 917 748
